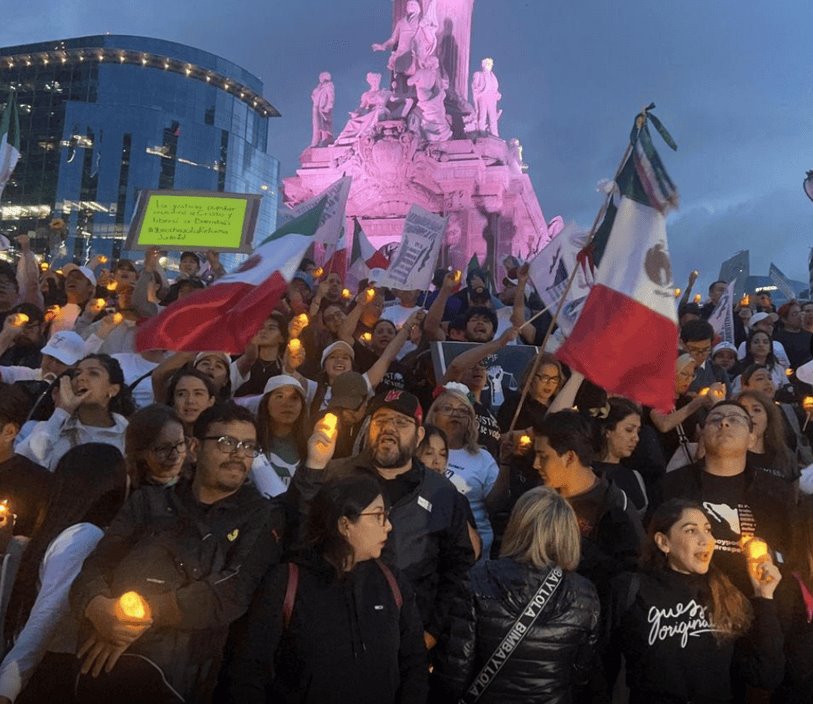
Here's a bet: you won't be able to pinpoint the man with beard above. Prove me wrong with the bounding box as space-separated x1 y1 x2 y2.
290 389 475 652
70 403 283 701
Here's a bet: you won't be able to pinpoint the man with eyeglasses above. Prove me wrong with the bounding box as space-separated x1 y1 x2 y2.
659 400 794 593
680 319 731 395
70 402 284 701
290 389 475 654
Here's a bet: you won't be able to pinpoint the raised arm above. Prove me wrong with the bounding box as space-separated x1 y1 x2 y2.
443 327 517 383
150 351 195 404
424 272 458 342
366 309 425 389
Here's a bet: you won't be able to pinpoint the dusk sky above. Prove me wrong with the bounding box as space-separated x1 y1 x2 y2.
3 0 813 292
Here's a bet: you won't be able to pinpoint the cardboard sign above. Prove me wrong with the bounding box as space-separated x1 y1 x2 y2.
430 341 539 412
377 205 446 291
126 190 261 253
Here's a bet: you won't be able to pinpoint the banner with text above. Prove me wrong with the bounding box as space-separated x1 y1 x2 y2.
377 206 446 291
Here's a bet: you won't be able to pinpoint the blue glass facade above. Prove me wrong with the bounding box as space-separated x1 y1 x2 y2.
0 35 280 265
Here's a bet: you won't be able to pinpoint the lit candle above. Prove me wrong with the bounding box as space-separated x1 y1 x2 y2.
693 294 702 304
112 312 124 324
9 313 29 327
287 338 302 354
699 387 710 396
743 537 769 561
785 368 794 377
98 255 108 264
803 396 813 413
452 269 462 284
365 288 376 303
313 267 324 278
323 412 338 436
361 332 372 344
95 298 106 308
296 313 309 327
106 281 118 292
673 288 681 298
341 288 352 300
44 305 60 322
740 294 750 306
39 262 49 271
518 434 532 449
116 591 151 621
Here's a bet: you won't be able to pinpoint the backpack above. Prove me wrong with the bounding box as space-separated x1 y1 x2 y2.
282 559 403 628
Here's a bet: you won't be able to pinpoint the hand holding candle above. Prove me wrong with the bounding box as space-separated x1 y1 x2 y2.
9 313 29 328
361 332 372 344
341 288 352 300
365 288 376 303
115 591 151 622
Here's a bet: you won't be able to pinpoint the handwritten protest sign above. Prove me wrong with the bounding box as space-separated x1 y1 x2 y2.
126 191 261 252
377 206 446 291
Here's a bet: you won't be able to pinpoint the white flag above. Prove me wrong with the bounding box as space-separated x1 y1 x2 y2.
707 279 736 342
377 206 446 291
528 222 594 335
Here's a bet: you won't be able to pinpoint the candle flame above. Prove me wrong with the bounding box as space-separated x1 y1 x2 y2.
313 267 324 278
693 294 702 304
287 338 302 354
673 288 681 298
296 313 309 326
10 313 29 327
117 591 149 620
341 288 352 299
112 313 124 324
361 332 372 343
518 434 532 448
323 413 338 436
98 255 108 264
365 288 376 303
803 396 813 412
106 281 118 292
452 270 462 284
39 262 49 271
742 537 769 561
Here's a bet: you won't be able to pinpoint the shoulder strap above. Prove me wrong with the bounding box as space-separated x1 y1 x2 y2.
283 562 299 629
375 558 403 609
459 566 564 704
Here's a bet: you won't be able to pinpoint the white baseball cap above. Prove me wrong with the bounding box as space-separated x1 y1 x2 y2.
41 331 86 366
61 263 97 288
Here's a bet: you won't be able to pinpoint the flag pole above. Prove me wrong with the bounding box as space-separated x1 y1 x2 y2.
506 109 649 434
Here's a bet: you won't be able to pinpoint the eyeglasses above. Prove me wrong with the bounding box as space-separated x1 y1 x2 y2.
535 374 560 384
358 507 391 526
371 415 415 430
203 435 262 458
704 413 752 430
686 345 711 356
436 404 470 417
149 439 187 458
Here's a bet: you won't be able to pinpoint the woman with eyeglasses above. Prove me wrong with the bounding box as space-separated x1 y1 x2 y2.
426 389 499 558
124 404 187 490
16 354 134 471
497 353 563 432
225 474 427 704
609 499 784 703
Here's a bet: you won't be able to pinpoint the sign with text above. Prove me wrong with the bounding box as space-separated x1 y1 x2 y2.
377 205 446 291
126 190 261 253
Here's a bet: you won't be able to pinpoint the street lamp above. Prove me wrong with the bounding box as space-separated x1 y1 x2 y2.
805 170 813 202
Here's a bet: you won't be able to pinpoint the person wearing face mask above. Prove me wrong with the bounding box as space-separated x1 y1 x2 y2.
15 354 134 471
610 500 784 704
225 474 427 704
124 405 188 490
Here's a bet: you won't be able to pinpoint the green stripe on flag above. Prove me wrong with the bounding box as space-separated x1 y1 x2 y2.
261 196 328 244
0 92 20 151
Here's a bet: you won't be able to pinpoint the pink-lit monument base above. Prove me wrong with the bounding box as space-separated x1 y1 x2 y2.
283 0 560 277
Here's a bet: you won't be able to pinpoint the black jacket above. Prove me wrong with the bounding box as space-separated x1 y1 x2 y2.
226 553 427 703
435 558 599 703
611 569 785 703
70 479 283 702
658 460 795 593
773 569 813 703
288 453 475 638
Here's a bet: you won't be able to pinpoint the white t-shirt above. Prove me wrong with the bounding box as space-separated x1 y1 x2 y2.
381 303 420 329
112 353 161 409
445 446 499 559
736 339 790 368
0 523 103 701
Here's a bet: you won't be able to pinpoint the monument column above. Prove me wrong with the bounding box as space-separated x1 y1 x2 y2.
392 0 474 101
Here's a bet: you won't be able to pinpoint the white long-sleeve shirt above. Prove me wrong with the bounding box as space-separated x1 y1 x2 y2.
0 523 103 702
15 408 128 471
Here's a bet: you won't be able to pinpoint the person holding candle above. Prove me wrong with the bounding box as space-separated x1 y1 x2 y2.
48 265 96 338
16 354 133 472
225 474 428 703
234 312 287 397
609 499 785 703
0 444 127 704
0 304 45 369
69 402 284 703
658 400 795 594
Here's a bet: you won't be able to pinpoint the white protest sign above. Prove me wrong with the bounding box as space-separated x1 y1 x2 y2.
377 206 446 291
708 279 736 342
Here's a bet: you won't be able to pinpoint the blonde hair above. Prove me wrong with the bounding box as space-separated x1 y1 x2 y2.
425 389 480 454
500 487 581 571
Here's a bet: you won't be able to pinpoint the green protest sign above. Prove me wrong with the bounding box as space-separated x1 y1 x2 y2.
126 190 261 252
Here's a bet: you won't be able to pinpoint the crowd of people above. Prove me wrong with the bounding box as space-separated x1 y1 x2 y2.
0 242 810 703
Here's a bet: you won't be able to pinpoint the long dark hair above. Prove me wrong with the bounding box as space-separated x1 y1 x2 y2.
257 386 309 460
742 329 778 371
166 367 217 411
598 397 641 460
79 353 136 417
642 499 752 641
735 390 796 474
4 444 128 641
125 404 185 489
787 495 813 591
305 475 383 577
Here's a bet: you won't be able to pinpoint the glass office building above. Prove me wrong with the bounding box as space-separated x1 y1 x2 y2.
0 35 280 264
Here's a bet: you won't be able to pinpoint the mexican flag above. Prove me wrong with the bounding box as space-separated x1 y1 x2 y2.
136 198 326 353
348 218 388 282
0 92 20 200
557 110 679 411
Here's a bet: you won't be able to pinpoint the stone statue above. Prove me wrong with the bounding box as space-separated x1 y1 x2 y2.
372 0 423 85
334 72 395 145
508 138 525 174
310 72 335 147
407 55 452 142
472 57 501 136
